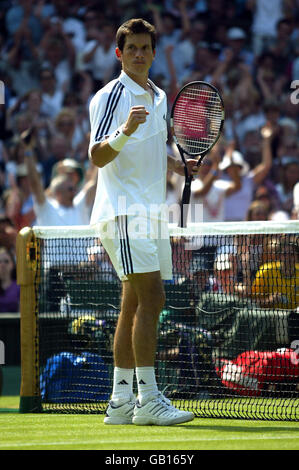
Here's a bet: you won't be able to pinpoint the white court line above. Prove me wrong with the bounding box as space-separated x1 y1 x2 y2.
1 434 299 448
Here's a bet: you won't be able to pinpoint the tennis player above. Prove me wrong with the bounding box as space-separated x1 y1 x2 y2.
89 18 198 425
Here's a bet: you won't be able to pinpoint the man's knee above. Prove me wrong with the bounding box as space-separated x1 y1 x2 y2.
128 272 166 314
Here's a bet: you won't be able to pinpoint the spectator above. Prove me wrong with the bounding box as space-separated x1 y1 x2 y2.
3 163 36 231
170 236 193 284
22 131 97 226
219 124 273 221
277 118 298 158
267 17 295 75
54 108 85 157
234 200 275 296
291 42 299 81
212 252 238 295
188 253 213 302
187 142 242 223
222 27 254 70
293 181 299 219
248 0 285 56
39 22 76 91
198 0 229 43
172 18 207 77
0 216 18 254
217 347 299 397
275 156 299 215
5 0 43 45
86 243 118 282
80 22 119 88
50 158 85 192
196 245 292 359
6 89 51 158
245 199 271 221
149 4 191 83
41 133 72 187
0 246 20 313
49 0 86 54
253 183 281 215
0 161 6 214
4 19 41 97
184 41 223 87
251 234 299 309
39 67 65 119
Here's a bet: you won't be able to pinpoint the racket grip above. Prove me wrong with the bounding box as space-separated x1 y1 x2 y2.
180 175 192 228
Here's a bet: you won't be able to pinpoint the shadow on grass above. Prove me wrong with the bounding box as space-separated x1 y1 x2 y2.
0 408 19 413
179 423 299 434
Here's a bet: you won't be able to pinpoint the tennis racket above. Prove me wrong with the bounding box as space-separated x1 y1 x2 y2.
170 81 225 227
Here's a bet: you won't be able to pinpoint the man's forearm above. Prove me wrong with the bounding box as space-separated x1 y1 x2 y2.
90 107 147 168
89 140 119 168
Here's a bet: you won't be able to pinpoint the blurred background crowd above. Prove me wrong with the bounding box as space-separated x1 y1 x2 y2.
0 0 299 312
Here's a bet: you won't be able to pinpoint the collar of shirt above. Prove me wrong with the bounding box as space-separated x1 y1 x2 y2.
119 70 159 97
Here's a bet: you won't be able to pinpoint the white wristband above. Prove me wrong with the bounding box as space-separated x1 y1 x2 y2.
107 127 129 152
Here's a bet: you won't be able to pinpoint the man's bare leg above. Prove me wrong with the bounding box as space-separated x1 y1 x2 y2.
114 280 138 369
110 281 138 404
128 271 165 404
129 271 165 367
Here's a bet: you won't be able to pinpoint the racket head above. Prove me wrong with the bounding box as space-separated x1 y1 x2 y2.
170 81 225 161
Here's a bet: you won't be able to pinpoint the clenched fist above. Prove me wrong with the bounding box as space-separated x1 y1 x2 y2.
123 106 149 136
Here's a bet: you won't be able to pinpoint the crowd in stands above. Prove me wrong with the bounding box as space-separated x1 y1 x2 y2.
0 0 299 313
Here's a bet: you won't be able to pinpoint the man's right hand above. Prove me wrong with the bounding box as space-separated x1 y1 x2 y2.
123 106 149 136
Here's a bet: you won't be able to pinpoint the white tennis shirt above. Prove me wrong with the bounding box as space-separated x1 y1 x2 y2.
89 71 168 224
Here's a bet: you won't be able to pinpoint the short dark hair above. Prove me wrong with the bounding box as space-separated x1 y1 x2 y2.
116 18 156 52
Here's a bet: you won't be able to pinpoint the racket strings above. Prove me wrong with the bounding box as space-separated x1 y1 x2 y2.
172 86 223 155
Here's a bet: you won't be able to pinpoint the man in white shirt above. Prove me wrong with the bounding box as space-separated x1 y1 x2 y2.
22 136 96 226
89 18 197 426
39 68 64 119
249 0 283 55
80 22 118 86
292 181 299 219
188 146 241 223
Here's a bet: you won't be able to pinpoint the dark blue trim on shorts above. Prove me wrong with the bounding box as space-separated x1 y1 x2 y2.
117 215 133 276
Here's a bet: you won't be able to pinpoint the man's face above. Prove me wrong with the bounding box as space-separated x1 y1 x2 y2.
55 182 76 207
117 33 155 79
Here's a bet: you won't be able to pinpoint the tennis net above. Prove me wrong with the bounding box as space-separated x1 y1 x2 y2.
17 221 299 420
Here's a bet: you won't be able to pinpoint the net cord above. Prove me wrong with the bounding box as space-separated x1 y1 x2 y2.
32 220 299 239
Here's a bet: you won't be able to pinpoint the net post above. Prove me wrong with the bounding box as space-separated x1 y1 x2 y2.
17 227 42 413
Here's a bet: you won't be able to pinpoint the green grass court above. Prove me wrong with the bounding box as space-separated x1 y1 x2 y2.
1 396 299 450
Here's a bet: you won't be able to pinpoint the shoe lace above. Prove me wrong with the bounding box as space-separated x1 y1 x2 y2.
155 392 176 410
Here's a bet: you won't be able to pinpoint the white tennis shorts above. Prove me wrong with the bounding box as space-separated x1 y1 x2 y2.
98 215 173 281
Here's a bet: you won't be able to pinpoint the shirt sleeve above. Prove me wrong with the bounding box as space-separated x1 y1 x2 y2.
88 84 124 158
88 93 104 158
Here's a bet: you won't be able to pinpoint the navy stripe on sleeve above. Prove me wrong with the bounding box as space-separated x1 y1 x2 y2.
95 81 124 142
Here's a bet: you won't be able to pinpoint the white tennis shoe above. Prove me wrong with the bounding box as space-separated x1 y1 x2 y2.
104 395 136 425
132 392 194 426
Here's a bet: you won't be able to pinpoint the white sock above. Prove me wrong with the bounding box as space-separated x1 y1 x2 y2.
135 366 159 405
111 367 134 405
